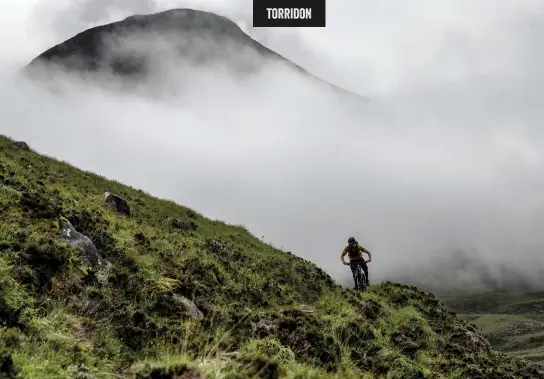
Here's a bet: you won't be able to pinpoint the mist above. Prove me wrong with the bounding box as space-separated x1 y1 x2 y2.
2 0 544 292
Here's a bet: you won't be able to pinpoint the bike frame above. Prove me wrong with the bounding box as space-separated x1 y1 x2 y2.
348 261 367 292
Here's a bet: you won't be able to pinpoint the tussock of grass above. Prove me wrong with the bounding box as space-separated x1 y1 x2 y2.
1 135 543 378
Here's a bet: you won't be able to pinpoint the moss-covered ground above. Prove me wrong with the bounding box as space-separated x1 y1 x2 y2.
1 135 543 378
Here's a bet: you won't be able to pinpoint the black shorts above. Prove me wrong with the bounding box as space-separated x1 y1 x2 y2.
349 258 366 265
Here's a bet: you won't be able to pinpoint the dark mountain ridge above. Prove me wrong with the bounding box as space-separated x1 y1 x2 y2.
25 8 365 100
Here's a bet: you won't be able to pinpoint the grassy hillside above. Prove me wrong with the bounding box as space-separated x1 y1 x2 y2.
442 291 544 365
1 135 543 378
441 291 544 316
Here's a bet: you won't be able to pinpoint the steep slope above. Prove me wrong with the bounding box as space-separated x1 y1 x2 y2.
1 134 543 378
25 8 364 101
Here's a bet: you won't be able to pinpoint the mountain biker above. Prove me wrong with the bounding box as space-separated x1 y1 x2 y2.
341 237 372 288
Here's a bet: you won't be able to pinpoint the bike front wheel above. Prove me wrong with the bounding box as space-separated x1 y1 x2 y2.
356 265 367 292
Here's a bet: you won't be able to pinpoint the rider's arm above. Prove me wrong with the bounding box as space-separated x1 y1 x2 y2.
360 245 372 262
340 246 349 264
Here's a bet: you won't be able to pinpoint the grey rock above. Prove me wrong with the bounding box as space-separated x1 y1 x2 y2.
209 240 224 254
61 219 104 267
173 295 203 320
167 217 197 231
452 326 491 354
13 141 30 150
295 304 315 314
103 192 130 216
207 240 231 255
251 317 277 337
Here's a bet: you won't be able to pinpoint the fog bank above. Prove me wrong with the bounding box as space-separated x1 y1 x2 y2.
2 0 544 291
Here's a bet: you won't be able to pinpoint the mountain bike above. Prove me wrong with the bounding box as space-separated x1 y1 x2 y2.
344 261 367 292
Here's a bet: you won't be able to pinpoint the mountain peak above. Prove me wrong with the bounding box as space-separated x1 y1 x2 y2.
25 8 365 100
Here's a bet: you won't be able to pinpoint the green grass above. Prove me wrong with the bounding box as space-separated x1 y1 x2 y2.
455 313 544 365
1 134 543 378
460 314 544 334
441 290 544 315
442 291 544 366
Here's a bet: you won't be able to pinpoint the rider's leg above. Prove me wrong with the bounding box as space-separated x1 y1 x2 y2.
349 262 358 289
361 261 369 285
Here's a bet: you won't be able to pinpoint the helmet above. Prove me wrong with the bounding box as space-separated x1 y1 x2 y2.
348 237 357 245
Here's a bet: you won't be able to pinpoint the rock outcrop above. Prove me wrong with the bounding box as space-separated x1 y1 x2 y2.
172 295 204 320
60 218 104 267
167 217 197 231
13 141 30 151
103 192 130 216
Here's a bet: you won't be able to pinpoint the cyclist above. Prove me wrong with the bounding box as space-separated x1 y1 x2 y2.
341 237 372 288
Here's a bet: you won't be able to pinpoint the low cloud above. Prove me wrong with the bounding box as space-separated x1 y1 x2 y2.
2 0 544 292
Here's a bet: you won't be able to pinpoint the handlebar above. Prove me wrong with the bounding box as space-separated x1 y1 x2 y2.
344 260 367 265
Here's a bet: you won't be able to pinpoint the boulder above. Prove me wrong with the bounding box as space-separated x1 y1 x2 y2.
207 240 231 255
60 219 104 267
13 141 30 150
452 326 491 354
295 304 316 314
103 192 130 216
167 217 197 231
172 295 203 320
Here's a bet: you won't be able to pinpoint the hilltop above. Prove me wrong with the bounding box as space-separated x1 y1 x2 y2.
1 135 544 378
24 8 364 101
